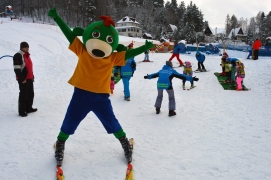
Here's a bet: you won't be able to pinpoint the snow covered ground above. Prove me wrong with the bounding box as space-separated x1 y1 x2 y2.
0 18 271 180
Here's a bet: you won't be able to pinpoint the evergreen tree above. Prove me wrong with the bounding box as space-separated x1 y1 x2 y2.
246 29 253 44
259 12 266 42
184 22 196 44
225 14 231 35
230 14 239 30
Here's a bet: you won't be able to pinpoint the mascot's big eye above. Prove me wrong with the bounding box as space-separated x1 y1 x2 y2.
106 36 113 44
92 31 100 38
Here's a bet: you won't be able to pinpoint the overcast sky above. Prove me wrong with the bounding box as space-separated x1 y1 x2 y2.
177 0 271 29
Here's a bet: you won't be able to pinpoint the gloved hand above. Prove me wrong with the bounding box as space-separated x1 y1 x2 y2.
193 76 199 81
116 44 127 52
114 73 118 77
144 75 148 79
48 7 59 19
145 40 155 49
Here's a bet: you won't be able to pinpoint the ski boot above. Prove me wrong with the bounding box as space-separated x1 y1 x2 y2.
124 97 130 101
55 140 65 166
195 69 202 72
156 108 160 114
119 136 133 163
168 110 176 117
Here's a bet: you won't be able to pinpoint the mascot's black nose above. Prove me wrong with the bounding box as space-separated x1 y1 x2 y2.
92 49 105 57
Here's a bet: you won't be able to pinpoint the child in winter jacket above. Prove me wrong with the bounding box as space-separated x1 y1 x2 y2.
168 42 184 67
182 61 195 89
224 61 232 83
246 42 253 59
195 50 206 72
144 61 198 116
235 60 245 91
110 73 115 94
114 57 136 101
227 57 238 84
143 49 150 62
220 52 229 76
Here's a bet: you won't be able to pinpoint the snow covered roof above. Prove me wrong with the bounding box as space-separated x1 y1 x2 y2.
117 16 140 24
143 33 152 37
115 26 142 29
168 24 177 32
227 28 243 39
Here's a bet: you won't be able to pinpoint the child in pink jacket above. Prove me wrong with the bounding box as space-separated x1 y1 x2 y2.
235 60 245 91
110 73 115 94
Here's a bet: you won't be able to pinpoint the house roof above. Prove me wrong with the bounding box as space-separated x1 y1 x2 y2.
117 16 140 24
227 28 243 39
168 24 177 32
143 33 152 37
115 26 142 30
204 26 214 35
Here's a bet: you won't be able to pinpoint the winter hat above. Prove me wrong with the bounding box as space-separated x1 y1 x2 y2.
128 43 133 48
222 52 228 58
166 61 173 68
184 61 192 67
20 42 29 49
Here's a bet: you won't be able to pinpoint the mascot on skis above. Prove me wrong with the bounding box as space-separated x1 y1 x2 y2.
48 7 154 172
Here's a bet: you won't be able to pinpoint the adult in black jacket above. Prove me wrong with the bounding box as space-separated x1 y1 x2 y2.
13 42 37 117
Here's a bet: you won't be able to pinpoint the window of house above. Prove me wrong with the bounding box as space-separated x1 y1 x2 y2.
122 29 126 32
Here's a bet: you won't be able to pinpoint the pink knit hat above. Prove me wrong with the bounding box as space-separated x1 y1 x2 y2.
184 61 192 67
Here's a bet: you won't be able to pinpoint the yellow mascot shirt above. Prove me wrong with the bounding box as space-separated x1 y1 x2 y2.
68 37 126 94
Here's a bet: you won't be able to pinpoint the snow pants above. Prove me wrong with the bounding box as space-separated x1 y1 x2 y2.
197 61 206 70
18 80 34 114
247 50 252 59
144 54 149 60
60 88 122 135
231 66 236 83
122 77 131 98
236 77 243 90
169 54 183 65
154 89 175 110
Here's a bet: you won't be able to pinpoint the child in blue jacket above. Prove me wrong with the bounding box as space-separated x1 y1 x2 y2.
195 50 206 72
144 61 198 116
168 42 184 67
114 57 136 101
226 57 238 84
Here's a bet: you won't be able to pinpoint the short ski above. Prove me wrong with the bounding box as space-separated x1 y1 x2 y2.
56 166 65 180
141 60 153 62
125 138 134 180
194 70 210 73
187 86 196 90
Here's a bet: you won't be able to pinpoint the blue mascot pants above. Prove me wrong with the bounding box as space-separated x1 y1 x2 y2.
61 87 122 135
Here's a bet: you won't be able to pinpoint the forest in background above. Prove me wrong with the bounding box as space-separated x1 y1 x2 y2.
1 0 271 43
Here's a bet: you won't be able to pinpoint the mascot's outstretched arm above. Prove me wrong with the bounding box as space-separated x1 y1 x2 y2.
48 7 75 44
125 40 154 59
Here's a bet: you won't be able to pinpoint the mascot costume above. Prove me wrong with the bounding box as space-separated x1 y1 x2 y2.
48 7 154 168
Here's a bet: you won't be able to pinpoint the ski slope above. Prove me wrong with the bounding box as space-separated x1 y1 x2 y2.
0 18 271 180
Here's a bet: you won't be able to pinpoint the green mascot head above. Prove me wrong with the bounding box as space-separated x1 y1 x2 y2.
81 16 118 59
